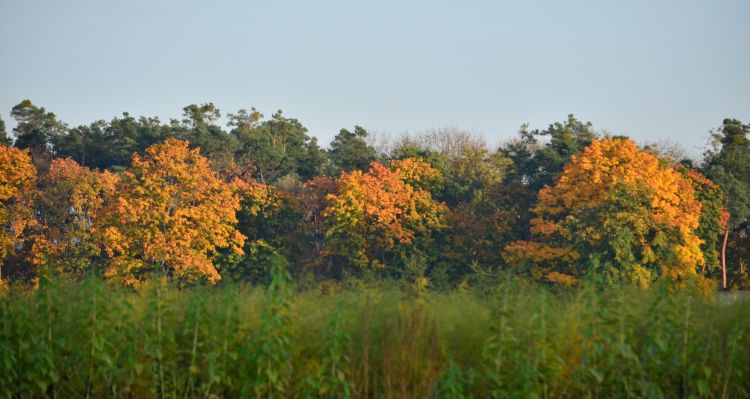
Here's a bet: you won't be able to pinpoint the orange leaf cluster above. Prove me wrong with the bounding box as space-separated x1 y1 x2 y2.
506 138 706 285
0 146 38 270
231 176 280 218
97 139 245 285
39 158 118 275
324 159 446 268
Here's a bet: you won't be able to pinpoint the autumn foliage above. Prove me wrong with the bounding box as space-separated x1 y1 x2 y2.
505 138 707 287
323 159 446 269
0 146 39 277
0 111 741 290
97 139 245 284
38 157 118 276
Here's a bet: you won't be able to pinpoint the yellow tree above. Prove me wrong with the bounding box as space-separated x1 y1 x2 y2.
505 138 706 287
38 158 118 277
97 138 245 285
0 146 40 281
323 158 445 270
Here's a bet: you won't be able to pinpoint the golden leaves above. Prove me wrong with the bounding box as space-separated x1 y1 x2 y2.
0 146 38 265
506 138 708 285
323 159 446 268
97 139 245 284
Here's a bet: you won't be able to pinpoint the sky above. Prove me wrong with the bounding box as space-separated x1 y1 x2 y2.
1 0 749 158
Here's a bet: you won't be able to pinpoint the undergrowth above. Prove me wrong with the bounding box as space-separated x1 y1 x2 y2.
0 273 748 398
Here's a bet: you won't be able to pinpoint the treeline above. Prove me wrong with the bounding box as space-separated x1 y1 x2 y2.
1 100 749 289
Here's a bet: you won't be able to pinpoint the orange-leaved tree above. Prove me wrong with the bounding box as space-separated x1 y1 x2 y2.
97 138 245 285
504 137 706 287
38 158 118 277
0 145 41 281
323 158 445 271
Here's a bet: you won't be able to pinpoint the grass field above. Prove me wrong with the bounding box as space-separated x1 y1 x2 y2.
1 272 748 398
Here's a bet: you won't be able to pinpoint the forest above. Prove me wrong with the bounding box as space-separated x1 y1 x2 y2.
1 100 749 397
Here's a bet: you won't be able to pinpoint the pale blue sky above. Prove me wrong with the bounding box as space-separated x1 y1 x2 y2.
1 0 748 157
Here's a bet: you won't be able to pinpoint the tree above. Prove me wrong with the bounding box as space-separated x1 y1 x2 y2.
503 114 598 191
291 176 338 273
37 158 118 277
393 127 486 161
97 139 245 285
392 129 511 206
10 100 67 154
446 181 535 280
323 159 445 273
298 136 328 181
181 103 220 128
217 176 294 284
703 118 750 289
683 168 726 279
441 145 511 206
0 146 41 281
54 113 168 170
505 138 706 287
230 109 324 182
328 126 377 173
175 104 241 174
0 117 11 146
227 107 263 130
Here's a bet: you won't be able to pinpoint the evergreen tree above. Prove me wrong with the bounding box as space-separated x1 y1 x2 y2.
328 126 377 173
703 118 750 288
0 116 11 145
10 99 67 154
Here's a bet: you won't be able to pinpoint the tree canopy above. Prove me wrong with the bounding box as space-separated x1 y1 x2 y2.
0 100 745 290
505 138 707 288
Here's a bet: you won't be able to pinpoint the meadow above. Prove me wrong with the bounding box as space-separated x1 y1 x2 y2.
1 267 748 398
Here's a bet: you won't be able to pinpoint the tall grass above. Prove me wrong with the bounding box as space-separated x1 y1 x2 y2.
0 276 748 398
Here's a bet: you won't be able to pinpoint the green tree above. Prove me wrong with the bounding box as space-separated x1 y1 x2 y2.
10 100 67 154
230 109 324 182
683 168 726 279
227 107 263 130
175 104 240 174
503 114 598 191
217 178 298 284
0 116 11 145
703 118 750 288
181 103 220 128
328 126 377 173
298 136 328 181
54 113 168 170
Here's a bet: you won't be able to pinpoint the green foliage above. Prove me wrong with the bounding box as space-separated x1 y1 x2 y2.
704 118 750 227
0 116 11 146
703 118 750 288
231 109 324 182
503 114 598 191
0 278 749 397
328 125 377 173
54 114 169 170
11 99 68 154
317 301 353 398
251 255 293 397
686 168 725 276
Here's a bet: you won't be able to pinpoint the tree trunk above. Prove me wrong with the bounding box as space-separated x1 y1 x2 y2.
721 223 729 290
